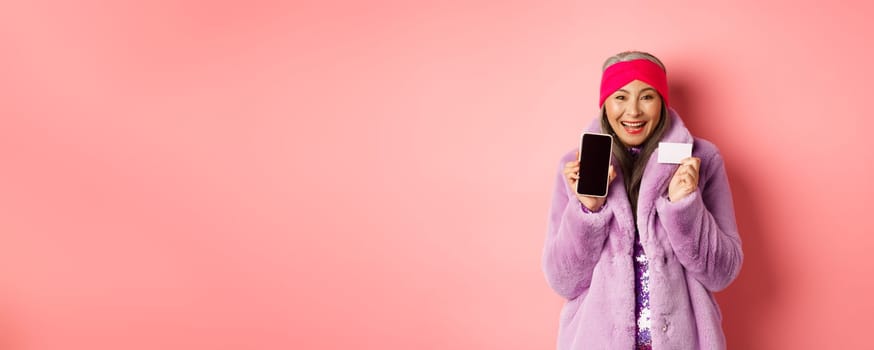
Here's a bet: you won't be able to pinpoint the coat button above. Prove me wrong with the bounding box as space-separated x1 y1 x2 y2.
662 324 668 332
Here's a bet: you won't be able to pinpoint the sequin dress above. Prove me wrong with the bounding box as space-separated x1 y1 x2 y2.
634 233 652 349
629 147 652 350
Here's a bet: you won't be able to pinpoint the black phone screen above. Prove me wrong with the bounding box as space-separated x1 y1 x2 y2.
576 133 613 196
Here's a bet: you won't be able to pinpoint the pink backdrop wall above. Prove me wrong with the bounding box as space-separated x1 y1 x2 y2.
2 0 873 349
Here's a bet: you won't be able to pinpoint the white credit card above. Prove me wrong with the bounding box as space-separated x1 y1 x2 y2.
658 142 693 164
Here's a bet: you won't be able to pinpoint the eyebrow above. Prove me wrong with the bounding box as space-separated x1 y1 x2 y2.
616 87 656 94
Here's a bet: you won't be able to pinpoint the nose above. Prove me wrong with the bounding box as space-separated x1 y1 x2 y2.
626 100 641 117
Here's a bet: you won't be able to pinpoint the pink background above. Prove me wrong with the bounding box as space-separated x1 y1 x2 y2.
2 0 873 349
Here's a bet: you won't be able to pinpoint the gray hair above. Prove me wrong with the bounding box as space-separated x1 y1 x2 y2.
602 51 666 72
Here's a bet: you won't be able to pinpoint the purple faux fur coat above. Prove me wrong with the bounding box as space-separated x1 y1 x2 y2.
542 109 743 349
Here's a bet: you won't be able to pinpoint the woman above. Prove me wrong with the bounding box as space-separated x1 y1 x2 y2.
542 51 743 349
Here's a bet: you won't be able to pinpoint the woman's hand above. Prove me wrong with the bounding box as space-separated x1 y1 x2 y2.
563 151 616 212
668 157 701 202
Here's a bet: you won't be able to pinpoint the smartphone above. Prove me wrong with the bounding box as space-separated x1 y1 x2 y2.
576 132 613 197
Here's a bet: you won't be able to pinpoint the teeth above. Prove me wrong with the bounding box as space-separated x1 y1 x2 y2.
622 121 645 127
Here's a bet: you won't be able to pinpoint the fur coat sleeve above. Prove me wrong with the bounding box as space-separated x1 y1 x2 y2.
656 149 743 291
541 158 614 300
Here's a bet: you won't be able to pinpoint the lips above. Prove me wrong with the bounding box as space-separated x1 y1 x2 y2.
620 121 647 135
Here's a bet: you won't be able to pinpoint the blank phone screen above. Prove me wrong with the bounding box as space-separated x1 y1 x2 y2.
576 133 612 196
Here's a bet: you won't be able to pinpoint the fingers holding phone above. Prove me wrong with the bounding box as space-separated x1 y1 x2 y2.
563 156 580 191
564 154 615 193
573 165 614 212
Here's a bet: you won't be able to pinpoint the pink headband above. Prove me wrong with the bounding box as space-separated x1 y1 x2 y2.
599 59 669 108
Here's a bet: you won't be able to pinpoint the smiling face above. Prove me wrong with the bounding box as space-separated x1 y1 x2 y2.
603 79 663 147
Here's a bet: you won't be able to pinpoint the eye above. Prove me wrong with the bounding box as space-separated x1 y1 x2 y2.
641 94 654 100
615 95 626 101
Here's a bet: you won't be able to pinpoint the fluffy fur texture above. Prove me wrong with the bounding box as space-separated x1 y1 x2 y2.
542 109 743 349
